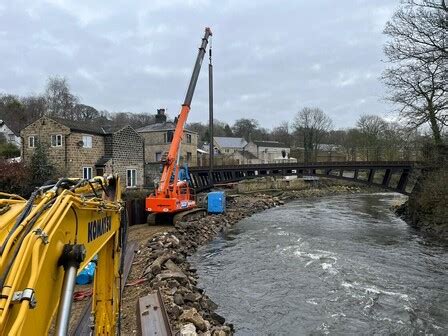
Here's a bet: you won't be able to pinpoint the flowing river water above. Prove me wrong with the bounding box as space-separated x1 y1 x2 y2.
189 193 448 335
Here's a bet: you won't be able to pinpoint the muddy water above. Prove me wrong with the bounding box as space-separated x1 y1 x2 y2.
190 193 448 335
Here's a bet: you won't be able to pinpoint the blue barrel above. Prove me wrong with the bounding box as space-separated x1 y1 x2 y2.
207 191 226 214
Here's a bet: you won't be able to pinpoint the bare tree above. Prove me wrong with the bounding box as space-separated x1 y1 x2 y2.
293 107 333 162
73 104 99 121
356 115 388 160
45 76 79 119
271 121 292 146
382 0 447 145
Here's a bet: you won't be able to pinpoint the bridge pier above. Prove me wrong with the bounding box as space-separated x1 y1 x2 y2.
382 169 392 187
396 169 409 193
368 169 376 183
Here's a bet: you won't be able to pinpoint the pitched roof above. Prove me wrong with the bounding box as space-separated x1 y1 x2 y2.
50 117 126 135
0 119 20 136
136 121 195 133
254 140 288 148
214 137 247 149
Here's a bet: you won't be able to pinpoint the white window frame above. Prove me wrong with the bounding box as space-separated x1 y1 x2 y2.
82 135 92 148
126 169 137 188
28 136 37 148
83 167 92 180
186 133 192 144
51 134 62 147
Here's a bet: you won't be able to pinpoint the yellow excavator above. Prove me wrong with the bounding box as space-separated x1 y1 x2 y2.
0 175 125 335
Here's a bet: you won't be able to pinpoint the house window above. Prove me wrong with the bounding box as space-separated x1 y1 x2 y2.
127 169 137 188
28 136 37 148
155 152 162 161
51 134 62 147
83 167 92 179
82 135 92 148
186 152 192 162
8 134 14 142
186 133 192 144
164 131 174 143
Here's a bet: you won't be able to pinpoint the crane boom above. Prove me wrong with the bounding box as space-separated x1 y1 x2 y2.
158 27 212 195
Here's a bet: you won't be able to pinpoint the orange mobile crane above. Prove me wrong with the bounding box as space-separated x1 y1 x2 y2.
146 27 212 223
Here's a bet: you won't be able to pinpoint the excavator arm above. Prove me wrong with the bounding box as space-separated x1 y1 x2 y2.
0 176 125 335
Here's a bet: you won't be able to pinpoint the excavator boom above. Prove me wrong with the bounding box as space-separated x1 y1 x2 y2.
0 176 124 335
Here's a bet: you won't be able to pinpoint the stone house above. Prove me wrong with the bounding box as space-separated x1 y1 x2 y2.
213 137 247 154
0 119 21 148
245 140 290 163
228 150 261 165
20 116 144 189
137 109 198 166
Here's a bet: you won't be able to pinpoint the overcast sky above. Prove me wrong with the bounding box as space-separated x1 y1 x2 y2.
0 0 401 129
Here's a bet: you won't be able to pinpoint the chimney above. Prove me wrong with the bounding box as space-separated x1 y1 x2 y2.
155 108 167 123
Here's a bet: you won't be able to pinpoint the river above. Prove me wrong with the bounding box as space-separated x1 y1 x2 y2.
189 193 448 335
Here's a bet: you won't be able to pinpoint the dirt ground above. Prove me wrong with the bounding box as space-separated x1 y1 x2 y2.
68 223 173 335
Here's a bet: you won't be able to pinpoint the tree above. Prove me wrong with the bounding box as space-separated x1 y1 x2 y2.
22 95 46 121
356 115 388 160
224 124 233 137
382 0 447 145
74 104 99 121
232 118 259 141
293 107 333 162
29 144 55 187
0 143 20 159
45 76 79 119
271 121 292 146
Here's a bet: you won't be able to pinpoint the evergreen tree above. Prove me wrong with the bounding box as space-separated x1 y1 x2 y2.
29 144 55 186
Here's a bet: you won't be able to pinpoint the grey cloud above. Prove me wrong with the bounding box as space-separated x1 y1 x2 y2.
1 0 400 128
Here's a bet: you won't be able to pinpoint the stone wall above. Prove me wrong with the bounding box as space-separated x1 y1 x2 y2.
21 117 72 175
111 126 145 188
139 130 198 167
236 177 307 193
66 132 105 177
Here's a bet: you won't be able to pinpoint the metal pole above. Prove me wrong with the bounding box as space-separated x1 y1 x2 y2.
208 46 214 186
55 264 78 336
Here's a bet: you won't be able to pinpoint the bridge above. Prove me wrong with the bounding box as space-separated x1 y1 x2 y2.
188 161 418 195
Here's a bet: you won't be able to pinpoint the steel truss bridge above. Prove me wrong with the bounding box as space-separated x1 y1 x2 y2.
189 161 419 195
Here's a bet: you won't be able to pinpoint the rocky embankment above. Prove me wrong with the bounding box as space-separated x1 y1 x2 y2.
125 183 367 335
395 167 448 239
